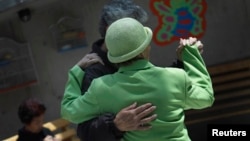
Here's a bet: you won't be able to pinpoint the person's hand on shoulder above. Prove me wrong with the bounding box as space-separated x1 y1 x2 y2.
77 53 104 69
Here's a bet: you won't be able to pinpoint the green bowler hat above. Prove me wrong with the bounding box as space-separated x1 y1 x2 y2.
105 17 152 63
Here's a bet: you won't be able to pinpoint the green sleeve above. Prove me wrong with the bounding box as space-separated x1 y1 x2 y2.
182 45 214 110
60 65 100 123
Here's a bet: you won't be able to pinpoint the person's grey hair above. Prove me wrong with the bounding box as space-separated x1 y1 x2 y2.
99 0 148 38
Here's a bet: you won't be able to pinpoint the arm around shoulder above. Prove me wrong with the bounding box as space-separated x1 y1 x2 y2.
61 65 101 124
61 65 85 123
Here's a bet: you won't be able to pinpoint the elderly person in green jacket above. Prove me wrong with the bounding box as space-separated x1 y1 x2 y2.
61 17 214 141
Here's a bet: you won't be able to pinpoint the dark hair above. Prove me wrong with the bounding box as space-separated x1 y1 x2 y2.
18 98 46 124
99 0 148 37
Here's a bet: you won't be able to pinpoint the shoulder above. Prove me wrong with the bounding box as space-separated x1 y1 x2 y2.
85 63 116 76
89 73 115 90
17 127 30 141
92 72 114 83
158 67 185 74
156 67 186 81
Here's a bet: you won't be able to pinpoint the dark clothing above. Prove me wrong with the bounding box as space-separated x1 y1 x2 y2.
77 39 183 141
78 39 120 141
77 113 124 141
80 39 117 93
170 59 184 68
17 127 54 141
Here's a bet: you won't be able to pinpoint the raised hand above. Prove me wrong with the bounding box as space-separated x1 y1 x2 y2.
176 37 204 60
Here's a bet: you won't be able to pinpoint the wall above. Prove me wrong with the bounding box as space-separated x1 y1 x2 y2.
0 0 249 140
0 0 106 139
146 0 250 67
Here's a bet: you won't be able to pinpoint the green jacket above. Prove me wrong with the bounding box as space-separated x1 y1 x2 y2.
61 45 214 141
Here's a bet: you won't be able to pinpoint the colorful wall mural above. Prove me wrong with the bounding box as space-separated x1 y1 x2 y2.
150 0 207 47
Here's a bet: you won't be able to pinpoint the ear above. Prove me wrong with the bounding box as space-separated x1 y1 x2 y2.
141 46 151 59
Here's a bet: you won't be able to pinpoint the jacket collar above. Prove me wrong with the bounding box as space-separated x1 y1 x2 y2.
118 59 154 73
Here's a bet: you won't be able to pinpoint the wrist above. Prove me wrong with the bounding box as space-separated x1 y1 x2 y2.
100 113 125 138
76 62 87 70
111 116 125 138
113 117 124 132
112 119 125 138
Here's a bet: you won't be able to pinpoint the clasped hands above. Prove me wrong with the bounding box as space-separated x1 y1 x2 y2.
176 37 204 61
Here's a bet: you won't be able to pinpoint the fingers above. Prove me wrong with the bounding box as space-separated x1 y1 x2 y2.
189 37 197 45
195 40 203 49
134 103 153 115
134 103 157 130
123 102 137 110
195 40 202 47
137 105 156 119
136 114 157 131
137 125 152 130
140 114 157 125
177 37 204 59
180 37 197 46
86 53 98 59
77 53 104 69
86 53 104 65
88 58 104 65
114 103 157 132
195 40 204 54
179 37 203 53
198 47 204 54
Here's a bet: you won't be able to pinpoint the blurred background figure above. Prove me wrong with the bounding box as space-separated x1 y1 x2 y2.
17 98 59 141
